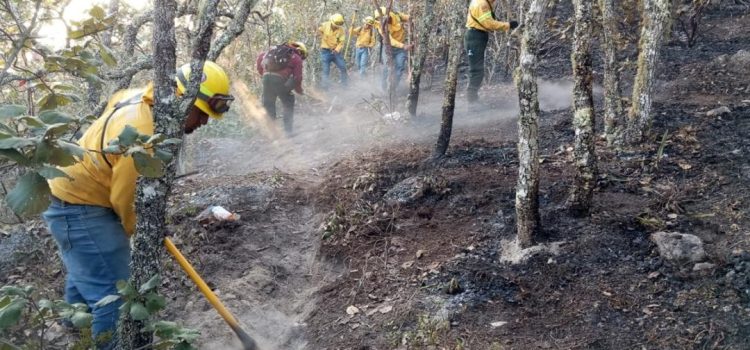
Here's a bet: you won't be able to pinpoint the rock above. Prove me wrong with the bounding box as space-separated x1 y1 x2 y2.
692 262 716 272
728 50 750 74
490 321 508 328
346 305 360 315
651 232 706 264
416 249 425 259
383 175 448 205
706 106 731 117
444 277 464 295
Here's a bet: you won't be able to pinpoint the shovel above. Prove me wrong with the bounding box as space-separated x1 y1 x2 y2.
164 238 257 350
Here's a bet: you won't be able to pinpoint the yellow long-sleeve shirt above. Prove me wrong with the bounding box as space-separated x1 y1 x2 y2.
352 24 377 48
377 12 410 49
318 21 346 52
49 84 155 236
466 0 510 32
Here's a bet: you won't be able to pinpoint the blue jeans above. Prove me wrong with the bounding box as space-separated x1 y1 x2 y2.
43 200 130 349
320 48 348 89
382 47 408 91
355 47 370 76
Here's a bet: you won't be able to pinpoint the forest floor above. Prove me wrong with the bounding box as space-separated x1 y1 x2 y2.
1 3 749 350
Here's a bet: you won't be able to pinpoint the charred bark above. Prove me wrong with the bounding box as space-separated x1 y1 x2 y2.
623 0 671 145
598 0 624 145
567 0 597 216
433 1 467 159
514 0 548 248
406 0 436 117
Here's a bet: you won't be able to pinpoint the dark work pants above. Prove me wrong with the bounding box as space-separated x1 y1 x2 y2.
464 28 489 102
262 73 295 134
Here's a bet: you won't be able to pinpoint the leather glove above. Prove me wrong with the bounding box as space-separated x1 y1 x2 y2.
509 20 519 30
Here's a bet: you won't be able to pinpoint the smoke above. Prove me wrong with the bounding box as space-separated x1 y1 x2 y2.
186 77 585 175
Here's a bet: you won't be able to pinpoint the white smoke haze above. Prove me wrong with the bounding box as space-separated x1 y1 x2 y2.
183 76 587 175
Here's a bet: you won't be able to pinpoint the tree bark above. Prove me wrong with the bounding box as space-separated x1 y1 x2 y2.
405 0 436 117
598 0 624 145
514 0 547 248
207 0 258 61
567 0 597 216
433 1 466 159
623 0 671 145
116 0 218 348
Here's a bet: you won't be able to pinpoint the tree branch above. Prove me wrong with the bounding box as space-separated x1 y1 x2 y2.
207 0 258 61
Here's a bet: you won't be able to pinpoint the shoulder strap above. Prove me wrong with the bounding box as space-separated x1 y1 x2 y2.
470 0 496 31
99 94 144 168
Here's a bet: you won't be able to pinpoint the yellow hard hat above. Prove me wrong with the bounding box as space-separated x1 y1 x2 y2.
288 41 308 60
374 6 388 18
330 13 345 26
176 61 233 119
364 16 375 25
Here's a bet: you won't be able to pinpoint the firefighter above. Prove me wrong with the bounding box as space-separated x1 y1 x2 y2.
256 41 307 135
351 16 378 76
318 13 349 89
465 0 518 102
44 61 233 348
374 7 413 92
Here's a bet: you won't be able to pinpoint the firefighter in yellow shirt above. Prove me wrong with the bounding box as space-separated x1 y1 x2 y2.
465 0 518 102
374 7 412 92
44 61 233 348
351 16 378 76
318 13 349 89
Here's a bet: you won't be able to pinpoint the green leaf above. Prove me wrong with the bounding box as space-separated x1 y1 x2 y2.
38 299 55 311
154 149 172 162
119 301 132 314
57 140 86 160
133 152 164 178
98 43 117 66
0 149 30 165
6 172 51 216
146 134 165 144
116 280 136 298
0 297 26 330
89 5 106 19
44 123 71 138
161 138 182 146
0 286 27 297
144 293 166 313
138 275 161 294
94 295 120 308
129 302 149 321
39 110 76 124
0 105 26 119
68 29 85 40
51 84 78 92
38 166 71 180
18 116 45 128
117 125 140 146
0 136 36 150
37 93 57 111
34 141 78 167
102 145 122 154
124 145 145 156
70 311 93 328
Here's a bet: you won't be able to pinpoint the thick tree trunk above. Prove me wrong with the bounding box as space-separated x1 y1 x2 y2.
514 0 547 248
567 0 597 216
433 1 466 158
623 0 671 145
406 0 436 117
598 0 624 145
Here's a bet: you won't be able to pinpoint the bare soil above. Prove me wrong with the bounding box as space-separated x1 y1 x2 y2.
1 3 749 350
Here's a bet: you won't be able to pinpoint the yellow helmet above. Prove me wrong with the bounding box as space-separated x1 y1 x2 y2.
288 41 308 60
364 16 375 25
330 13 345 26
374 6 388 18
175 61 233 119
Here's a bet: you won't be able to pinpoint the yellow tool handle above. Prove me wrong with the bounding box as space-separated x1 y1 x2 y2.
164 238 240 328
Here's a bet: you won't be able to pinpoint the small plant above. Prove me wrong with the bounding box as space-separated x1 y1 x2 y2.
0 285 94 349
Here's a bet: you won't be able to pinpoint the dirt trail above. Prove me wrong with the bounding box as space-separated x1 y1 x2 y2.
165 79 581 349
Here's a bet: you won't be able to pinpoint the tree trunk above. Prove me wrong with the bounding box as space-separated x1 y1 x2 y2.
117 0 218 347
598 0 624 145
567 0 597 216
207 0 258 61
432 0 466 158
623 0 671 145
116 1 178 347
514 0 548 248
405 0 436 117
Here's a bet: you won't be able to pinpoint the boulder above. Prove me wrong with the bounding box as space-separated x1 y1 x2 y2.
706 106 731 117
651 231 706 264
383 176 448 205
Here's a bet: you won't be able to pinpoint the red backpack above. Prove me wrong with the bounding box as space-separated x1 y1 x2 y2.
263 45 296 72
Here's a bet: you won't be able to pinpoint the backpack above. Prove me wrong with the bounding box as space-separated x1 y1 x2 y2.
263 45 295 72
